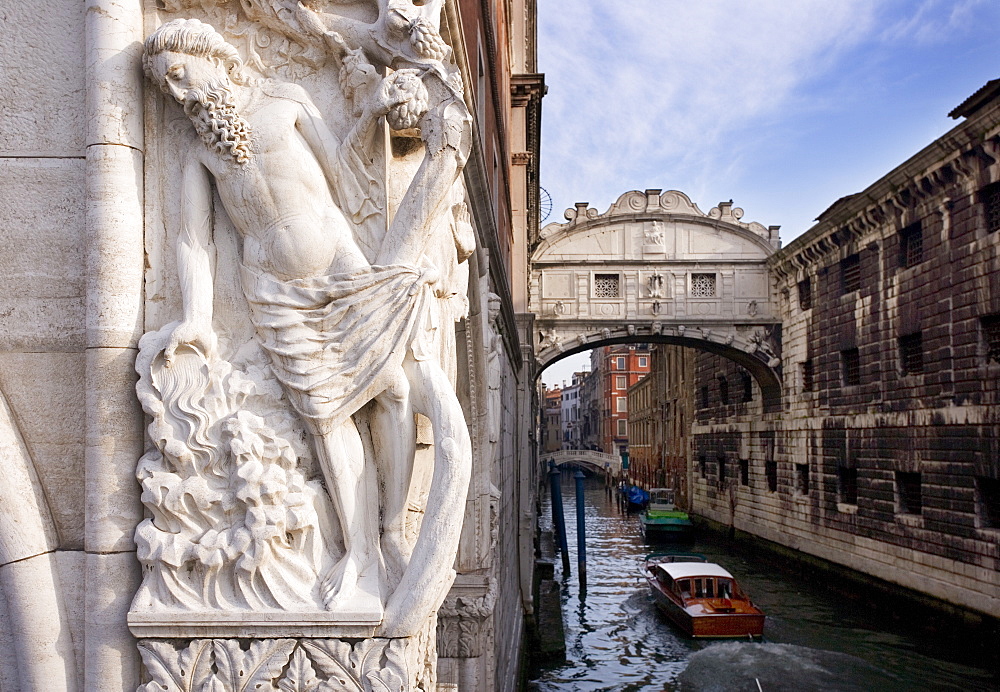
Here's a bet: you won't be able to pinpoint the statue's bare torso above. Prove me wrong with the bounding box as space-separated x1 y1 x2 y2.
192 91 370 281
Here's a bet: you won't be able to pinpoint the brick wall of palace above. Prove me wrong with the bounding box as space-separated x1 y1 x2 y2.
688 89 1000 619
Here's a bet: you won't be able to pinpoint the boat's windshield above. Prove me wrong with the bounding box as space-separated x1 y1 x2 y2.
682 577 736 600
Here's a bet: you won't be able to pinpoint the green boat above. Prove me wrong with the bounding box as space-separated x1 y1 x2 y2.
639 488 693 541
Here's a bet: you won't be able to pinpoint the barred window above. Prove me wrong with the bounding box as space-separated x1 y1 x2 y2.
801 359 814 392
896 471 922 515
841 254 861 294
798 277 812 311
741 373 753 402
838 466 858 505
899 222 923 269
718 376 729 405
899 332 924 375
841 348 860 386
690 273 716 298
594 273 620 298
739 458 749 486
796 463 810 495
981 315 1000 364
699 385 709 409
982 182 1000 234
765 460 778 492
976 476 1000 528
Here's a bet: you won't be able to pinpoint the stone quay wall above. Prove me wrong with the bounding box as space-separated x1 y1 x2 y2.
690 88 1000 620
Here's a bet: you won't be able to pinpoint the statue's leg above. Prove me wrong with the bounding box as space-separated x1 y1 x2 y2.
379 356 472 637
371 371 416 591
314 416 382 609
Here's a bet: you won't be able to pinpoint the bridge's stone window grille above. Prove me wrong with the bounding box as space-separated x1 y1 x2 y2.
980 315 1000 363
981 181 1000 234
899 332 924 375
899 221 924 268
801 360 814 392
798 277 812 311
717 375 729 405
796 462 810 495
741 373 753 402
975 476 1000 529
841 253 861 294
690 273 716 298
841 348 861 386
739 459 749 486
594 273 621 298
838 466 858 505
896 471 923 515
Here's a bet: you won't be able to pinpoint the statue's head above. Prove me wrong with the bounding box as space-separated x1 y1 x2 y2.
143 19 253 165
487 292 501 324
143 19 249 101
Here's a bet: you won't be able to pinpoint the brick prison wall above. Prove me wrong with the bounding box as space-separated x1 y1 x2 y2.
690 93 1000 619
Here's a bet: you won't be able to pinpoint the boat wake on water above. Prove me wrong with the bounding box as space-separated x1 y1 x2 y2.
676 642 899 692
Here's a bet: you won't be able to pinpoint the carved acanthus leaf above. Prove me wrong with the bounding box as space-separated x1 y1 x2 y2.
212 639 297 692
277 648 324 692
137 640 214 692
299 640 363 692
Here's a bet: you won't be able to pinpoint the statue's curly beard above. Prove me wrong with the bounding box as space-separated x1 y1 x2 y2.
183 79 253 166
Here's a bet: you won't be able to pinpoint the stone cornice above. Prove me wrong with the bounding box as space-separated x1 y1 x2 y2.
771 94 1000 279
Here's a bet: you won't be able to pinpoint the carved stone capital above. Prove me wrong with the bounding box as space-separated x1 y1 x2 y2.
138 633 436 692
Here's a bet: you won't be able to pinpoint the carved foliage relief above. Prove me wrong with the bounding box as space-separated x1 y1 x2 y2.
138 632 435 692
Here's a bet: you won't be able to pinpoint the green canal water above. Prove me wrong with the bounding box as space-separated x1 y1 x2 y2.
527 474 998 692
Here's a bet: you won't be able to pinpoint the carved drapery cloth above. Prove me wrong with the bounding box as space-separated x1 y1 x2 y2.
241 263 433 435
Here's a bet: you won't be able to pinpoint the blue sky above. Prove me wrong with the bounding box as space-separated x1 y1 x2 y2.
538 0 1000 388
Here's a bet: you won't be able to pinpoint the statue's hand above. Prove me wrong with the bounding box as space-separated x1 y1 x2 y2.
164 320 216 365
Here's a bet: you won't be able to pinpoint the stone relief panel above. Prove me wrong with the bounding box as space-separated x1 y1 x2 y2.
134 4 476 674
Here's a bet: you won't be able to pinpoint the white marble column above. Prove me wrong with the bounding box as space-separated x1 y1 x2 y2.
84 1 145 690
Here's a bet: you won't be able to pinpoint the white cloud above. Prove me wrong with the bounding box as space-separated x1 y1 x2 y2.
537 1 880 226
880 0 984 45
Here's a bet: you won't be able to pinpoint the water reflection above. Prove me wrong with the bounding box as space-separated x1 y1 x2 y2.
527 474 997 692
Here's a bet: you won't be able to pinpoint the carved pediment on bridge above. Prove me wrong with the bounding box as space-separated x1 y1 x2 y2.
535 189 780 261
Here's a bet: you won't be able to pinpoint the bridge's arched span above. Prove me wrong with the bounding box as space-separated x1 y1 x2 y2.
537 332 782 413
542 449 622 476
530 189 784 412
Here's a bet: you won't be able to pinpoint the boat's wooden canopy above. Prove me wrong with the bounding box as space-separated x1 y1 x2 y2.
657 563 734 580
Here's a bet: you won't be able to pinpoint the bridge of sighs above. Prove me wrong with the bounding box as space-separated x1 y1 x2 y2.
530 189 784 410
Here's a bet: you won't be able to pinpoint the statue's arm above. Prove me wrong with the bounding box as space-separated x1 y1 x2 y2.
165 158 217 362
295 96 383 184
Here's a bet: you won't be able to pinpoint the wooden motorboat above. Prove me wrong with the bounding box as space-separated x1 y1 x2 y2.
639 488 693 541
644 555 765 638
